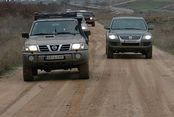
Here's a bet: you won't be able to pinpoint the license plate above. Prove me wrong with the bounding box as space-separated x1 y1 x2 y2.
45 55 64 60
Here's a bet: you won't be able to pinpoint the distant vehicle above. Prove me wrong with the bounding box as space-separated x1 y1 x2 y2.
66 10 95 27
22 13 90 81
76 13 91 39
105 17 153 59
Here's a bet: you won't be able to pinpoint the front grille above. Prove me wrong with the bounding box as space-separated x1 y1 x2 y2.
39 45 49 52
50 45 59 51
39 44 71 52
120 36 129 40
120 35 141 40
60 44 70 51
110 42 119 46
122 43 139 46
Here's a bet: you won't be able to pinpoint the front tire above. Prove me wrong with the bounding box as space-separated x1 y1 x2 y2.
145 47 152 59
79 63 89 79
107 47 113 59
92 22 95 27
23 64 37 82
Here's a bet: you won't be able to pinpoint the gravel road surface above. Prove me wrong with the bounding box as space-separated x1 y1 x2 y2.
0 23 174 117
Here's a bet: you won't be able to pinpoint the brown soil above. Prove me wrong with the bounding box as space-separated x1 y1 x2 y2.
0 23 174 117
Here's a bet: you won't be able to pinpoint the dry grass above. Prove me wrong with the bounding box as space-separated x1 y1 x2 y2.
152 20 174 53
0 16 30 74
0 2 68 74
0 35 22 72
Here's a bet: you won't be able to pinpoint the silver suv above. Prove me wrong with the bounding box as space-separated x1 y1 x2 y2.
105 17 153 59
22 14 90 81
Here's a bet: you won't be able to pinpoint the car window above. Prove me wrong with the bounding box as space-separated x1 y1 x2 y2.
111 19 147 30
31 20 79 35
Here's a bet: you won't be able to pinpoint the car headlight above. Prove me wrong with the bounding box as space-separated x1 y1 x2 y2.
143 34 152 40
90 17 93 20
72 43 85 50
25 45 38 52
82 26 87 30
109 35 118 40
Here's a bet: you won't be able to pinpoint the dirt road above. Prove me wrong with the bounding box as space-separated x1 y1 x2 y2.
1 23 174 117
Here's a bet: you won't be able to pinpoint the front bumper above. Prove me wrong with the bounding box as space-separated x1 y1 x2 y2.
23 50 88 70
85 18 95 24
108 39 152 53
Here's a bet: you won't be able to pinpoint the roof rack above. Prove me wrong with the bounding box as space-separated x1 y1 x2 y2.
34 12 79 20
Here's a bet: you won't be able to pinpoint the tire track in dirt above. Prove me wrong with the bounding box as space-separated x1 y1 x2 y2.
1 22 174 117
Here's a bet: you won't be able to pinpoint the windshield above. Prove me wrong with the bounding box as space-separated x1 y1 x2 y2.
111 19 147 30
31 20 79 36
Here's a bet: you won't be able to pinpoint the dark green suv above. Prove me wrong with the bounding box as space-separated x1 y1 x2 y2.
105 17 153 59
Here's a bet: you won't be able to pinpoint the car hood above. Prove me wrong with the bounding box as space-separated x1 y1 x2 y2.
110 30 150 35
25 34 86 45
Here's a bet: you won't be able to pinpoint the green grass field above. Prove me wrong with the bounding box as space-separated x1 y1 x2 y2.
118 0 173 12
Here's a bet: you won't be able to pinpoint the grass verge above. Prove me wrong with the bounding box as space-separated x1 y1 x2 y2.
118 0 173 12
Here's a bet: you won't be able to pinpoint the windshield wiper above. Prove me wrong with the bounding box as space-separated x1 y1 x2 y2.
32 33 54 36
55 32 76 35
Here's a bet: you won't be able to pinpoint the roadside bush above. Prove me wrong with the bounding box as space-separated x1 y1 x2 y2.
152 20 174 54
0 34 22 73
0 2 65 74
0 16 30 74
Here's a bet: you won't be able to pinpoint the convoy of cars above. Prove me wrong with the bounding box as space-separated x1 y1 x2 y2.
22 10 153 81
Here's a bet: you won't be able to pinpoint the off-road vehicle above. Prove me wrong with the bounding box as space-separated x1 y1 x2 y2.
22 13 90 81
66 10 95 27
105 17 153 59
35 12 91 39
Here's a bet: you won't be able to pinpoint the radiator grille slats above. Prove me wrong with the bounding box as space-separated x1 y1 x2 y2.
39 45 49 52
122 43 139 46
120 35 141 40
39 44 70 52
60 44 70 51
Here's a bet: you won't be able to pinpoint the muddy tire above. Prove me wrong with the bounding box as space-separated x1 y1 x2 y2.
107 47 113 59
23 64 36 82
145 47 152 59
92 22 95 27
79 63 89 79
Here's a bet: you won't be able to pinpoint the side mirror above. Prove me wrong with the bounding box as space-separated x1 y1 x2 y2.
22 33 29 39
148 27 153 30
148 24 154 30
104 26 110 30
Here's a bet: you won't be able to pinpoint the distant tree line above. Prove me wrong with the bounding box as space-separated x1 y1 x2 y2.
0 1 66 18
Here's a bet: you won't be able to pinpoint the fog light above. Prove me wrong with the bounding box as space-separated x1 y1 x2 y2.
75 54 81 59
28 56 34 61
